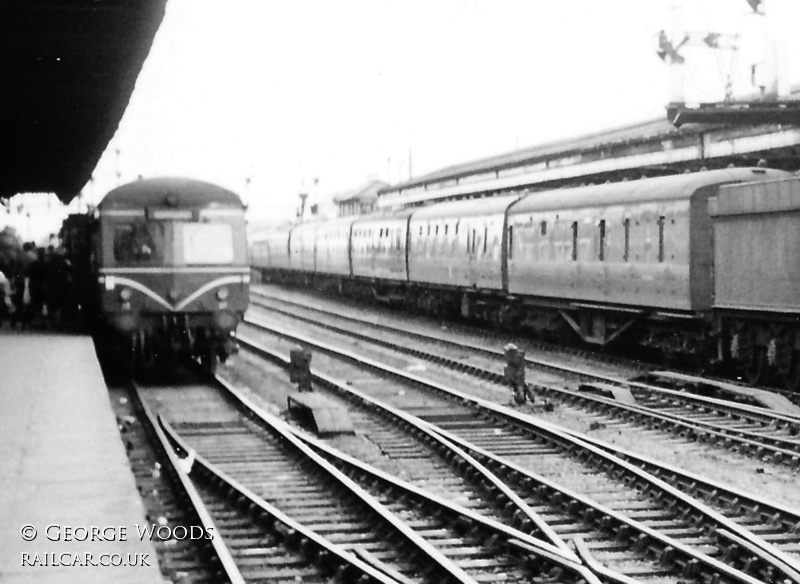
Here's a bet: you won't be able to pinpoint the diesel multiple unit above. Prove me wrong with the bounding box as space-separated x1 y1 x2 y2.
64 177 249 370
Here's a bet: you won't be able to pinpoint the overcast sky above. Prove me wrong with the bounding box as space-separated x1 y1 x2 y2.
84 0 799 224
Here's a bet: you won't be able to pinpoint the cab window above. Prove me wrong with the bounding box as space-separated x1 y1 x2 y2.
178 223 235 264
113 222 163 263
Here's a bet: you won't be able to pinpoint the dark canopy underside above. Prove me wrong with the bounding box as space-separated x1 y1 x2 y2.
0 1 168 203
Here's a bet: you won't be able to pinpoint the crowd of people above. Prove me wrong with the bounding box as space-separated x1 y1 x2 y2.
0 242 74 329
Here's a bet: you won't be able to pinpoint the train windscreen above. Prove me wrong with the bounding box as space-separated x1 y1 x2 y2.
178 223 235 265
113 223 164 263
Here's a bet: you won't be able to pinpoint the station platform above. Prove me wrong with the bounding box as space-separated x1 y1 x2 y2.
0 330 164 583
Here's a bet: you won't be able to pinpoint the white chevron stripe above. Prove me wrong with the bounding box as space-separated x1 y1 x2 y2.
175 276 245 310
105 275 243 312
107 276 174 310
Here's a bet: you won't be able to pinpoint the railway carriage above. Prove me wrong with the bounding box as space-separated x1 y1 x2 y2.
506 168 786 348
251 167 800 389
289 221 317 274
351 211 412 282
406 195 519 317
314 217 357 277
91 177 249 369
409 195 518 288
710 175 800 387
250 226 293 277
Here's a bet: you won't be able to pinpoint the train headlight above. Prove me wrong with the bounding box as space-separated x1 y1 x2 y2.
120 288 132 301
112 313 139 333
213 310 237 331
216 288 229 300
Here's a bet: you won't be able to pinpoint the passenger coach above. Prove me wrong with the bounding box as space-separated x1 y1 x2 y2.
251 167 800 386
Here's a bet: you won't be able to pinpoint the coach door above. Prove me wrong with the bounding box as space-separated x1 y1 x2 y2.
467 222 481 288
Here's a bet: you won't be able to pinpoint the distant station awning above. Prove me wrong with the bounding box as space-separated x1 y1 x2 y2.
0 1 168 204
667 101 800 128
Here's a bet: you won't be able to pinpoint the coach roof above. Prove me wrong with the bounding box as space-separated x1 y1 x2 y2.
411 194 521 220
99 177 244 210
509 168 789 214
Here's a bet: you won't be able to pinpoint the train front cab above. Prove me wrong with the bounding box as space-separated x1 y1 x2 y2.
97 196 249 366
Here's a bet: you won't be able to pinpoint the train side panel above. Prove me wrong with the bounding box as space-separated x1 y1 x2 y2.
408 195 519 291
289 222 317 272
507 169 787 313
509 196 692 311
351 212 412 281
251 227 292 271
314 217 356 276
711 176 800 313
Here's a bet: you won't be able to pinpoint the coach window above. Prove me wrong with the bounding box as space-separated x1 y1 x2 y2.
657 216 666 262
483 226 488 255
540 220 547 236
571 221 578 261
598 219 606 261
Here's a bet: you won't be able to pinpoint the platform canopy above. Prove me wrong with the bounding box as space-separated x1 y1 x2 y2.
0 1 168 204
667 100 800 127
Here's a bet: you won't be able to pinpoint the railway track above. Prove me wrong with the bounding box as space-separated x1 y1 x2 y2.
251 280 800 406
110 383 244 583
136 378 600 584
248 289 800 467
234 317 800 584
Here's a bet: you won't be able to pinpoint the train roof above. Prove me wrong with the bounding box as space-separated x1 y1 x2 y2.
311 216 360 231
713 175 800 217
410 194 521 220
98 178 244 210
352 209 415 225
509 168 790 215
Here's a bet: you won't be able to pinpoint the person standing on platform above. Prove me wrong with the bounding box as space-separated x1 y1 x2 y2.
10 245 33 329
28 247 48 328
45 247 71 328
0 267 14 325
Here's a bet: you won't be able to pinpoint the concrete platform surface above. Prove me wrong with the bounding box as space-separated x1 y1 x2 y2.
0 331 164 583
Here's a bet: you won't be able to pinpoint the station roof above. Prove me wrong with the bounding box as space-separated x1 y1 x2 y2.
385 117 682 194
331 180 388 205
0 1 168 204
378 113 800 209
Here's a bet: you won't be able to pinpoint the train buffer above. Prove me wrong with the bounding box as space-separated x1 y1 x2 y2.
287 392 354 435
578 382 638 405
